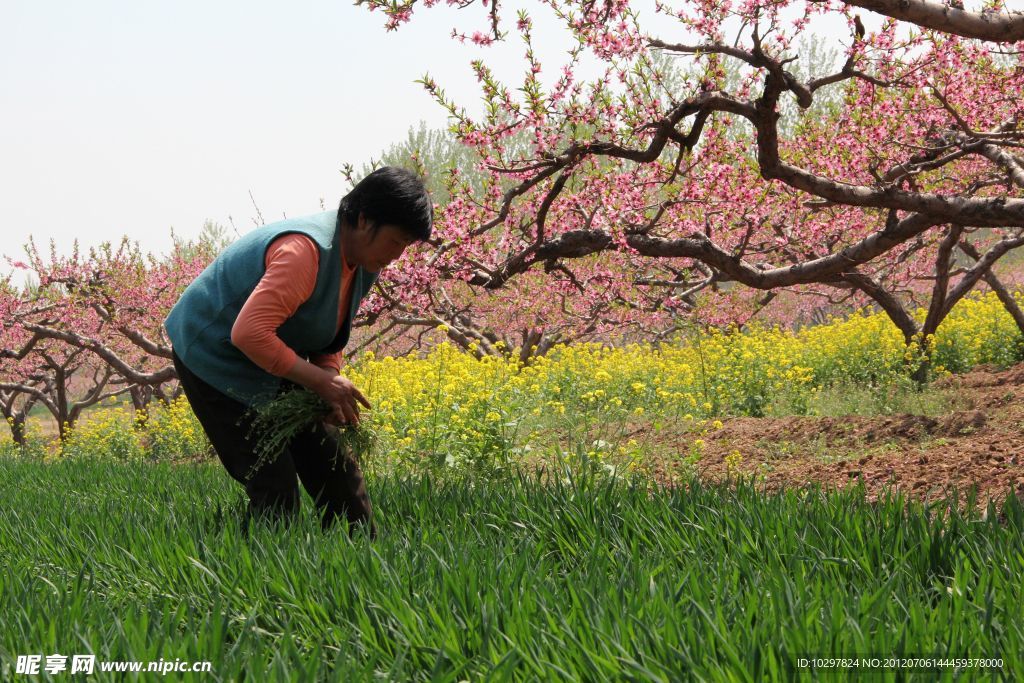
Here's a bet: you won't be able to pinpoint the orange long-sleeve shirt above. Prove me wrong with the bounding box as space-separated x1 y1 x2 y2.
230 234 355 376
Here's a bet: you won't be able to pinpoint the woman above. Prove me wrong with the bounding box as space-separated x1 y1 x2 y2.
165 167 433 538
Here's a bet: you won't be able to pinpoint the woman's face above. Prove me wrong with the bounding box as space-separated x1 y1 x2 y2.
351 217 415 272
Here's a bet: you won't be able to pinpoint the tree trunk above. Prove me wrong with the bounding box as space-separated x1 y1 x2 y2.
129 384 154 418
10 415 26 446
54 369 71 442
1 406 28 446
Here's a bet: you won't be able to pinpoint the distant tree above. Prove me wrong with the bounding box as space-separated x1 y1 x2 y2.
0 235 213 438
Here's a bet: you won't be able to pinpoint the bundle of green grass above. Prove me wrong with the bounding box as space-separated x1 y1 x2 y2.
244 388 378 480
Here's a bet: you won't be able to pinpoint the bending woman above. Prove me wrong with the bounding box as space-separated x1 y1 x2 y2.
164 167 432 538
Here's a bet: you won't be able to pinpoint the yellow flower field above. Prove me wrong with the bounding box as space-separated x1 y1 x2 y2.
4 291 1022 476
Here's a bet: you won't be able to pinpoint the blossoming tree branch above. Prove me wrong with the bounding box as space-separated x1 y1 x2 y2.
356 0 1023 344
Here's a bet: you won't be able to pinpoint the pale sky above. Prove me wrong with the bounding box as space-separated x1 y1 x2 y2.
1 0 854 281
0 0 588 273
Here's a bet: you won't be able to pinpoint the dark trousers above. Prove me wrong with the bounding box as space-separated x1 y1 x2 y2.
172 350 376 538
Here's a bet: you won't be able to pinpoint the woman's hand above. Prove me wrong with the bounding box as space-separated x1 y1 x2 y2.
284 359 372 425
316 374 372 426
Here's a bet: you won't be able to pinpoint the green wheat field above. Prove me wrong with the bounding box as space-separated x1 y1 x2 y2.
1 456 1021 681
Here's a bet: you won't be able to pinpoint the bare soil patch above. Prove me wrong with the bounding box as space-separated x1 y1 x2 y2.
642 363 1024 509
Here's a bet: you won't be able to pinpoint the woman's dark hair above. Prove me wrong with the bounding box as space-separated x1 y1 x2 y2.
337 166 433 242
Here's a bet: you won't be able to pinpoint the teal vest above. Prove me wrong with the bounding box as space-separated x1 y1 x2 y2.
164 210 377 405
